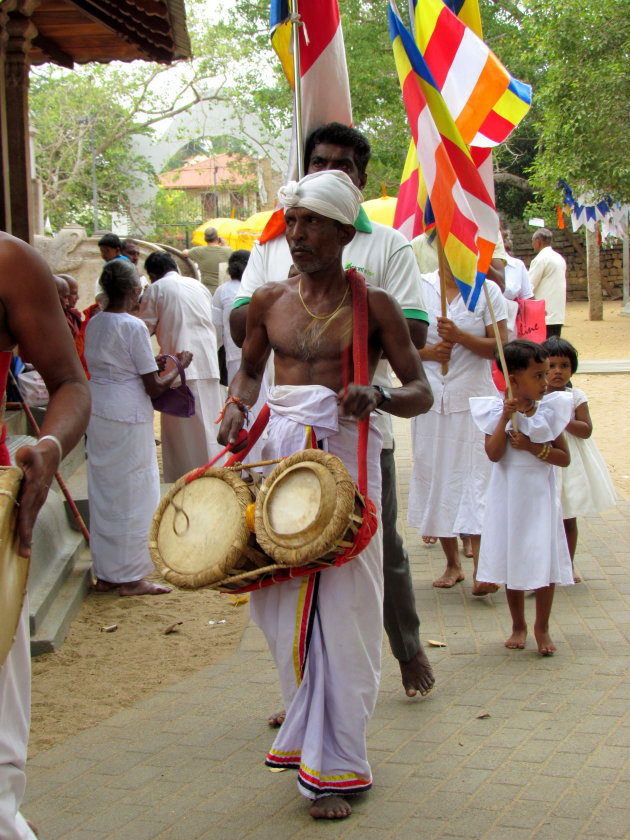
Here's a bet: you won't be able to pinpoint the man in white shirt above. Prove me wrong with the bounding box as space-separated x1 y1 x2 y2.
230 122 435 701
529 228 567 337
140 252 223 481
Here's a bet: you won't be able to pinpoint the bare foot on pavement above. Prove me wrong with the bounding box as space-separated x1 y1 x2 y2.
400 644 435 697
433 567 464 588
268 710 286 727
504 627 527 649
309 795 352 819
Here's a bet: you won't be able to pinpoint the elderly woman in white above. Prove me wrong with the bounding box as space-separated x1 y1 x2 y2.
85 259 191 595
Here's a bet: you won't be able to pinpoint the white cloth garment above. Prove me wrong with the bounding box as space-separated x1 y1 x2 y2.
85 312 157 423
471 392 574 590
212 280 242 368
87 414 159 584
238 221 428 449
556 387 617 518
407 275 506 536
504 255 534 301
277 171 362 225
251 385 383 801
211 279 269 463
85 311 160 584
139 270 223 481
0 600 38 840
529 246 567 325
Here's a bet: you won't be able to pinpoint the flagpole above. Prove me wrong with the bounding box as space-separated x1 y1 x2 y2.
436 235 449 376
291 0 304 178
482 282 518 432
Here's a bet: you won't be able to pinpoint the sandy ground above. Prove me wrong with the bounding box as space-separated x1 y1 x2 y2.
28 300 629 757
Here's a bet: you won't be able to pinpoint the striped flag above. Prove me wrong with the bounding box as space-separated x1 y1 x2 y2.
393 0 531 254
389 2 499 308
270 1 352 178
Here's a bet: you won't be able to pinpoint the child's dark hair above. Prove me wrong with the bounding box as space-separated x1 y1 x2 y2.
496 339 549 375
227 250 250 281
541 336 578 374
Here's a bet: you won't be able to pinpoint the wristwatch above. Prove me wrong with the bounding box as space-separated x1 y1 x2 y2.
373 385 392 408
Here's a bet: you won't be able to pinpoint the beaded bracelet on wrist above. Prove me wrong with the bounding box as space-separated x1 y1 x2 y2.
216 395 250 424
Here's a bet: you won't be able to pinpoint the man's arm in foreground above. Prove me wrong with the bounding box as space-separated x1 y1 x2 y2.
219 288 273 446
0 235 90 555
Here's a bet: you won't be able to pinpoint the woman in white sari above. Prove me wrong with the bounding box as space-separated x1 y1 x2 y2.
85 260 191 595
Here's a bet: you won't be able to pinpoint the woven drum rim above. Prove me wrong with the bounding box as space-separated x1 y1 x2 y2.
148 466 254 589
255 449 356 567
0 465 26 669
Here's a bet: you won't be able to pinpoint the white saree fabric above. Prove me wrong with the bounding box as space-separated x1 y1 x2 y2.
0 601 37 839
251 385 384 800
87 415 159 583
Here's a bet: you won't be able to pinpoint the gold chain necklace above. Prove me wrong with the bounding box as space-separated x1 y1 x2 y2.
298 278 349 321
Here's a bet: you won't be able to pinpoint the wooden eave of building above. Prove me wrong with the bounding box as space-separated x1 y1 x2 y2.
28 0 191 68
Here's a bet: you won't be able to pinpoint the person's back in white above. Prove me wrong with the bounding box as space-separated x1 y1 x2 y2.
529 230 566 329
140 261 223 480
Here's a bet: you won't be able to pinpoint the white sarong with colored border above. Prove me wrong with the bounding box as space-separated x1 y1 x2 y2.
251 385 383 801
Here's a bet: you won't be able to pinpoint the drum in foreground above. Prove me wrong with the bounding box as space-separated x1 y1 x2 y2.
0 466 26 669
149 466 269 589
254 449 364 568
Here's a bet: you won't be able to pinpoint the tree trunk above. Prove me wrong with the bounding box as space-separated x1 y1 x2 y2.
586 225 603 321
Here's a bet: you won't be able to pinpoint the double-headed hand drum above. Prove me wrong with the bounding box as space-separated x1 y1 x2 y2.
150 466 269 589
254 449 365 568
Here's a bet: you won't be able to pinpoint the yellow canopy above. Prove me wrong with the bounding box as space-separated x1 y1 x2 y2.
361 196 398 227
233 210 275 251
191 217 244 249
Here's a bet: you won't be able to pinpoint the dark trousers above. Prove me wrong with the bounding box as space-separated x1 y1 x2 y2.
381 447 420 662
546 323 563 338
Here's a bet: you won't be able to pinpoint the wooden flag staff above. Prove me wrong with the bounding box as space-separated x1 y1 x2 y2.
482 281 518 433
290 0 305 178
436 235 450 376
435 236 517 431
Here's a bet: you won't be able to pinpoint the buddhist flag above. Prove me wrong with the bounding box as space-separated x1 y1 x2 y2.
389 1 498 309
393 0 531 246
270 0 352 178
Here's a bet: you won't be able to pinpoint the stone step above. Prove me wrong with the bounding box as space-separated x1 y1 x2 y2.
30 553 92 656
25 486 86 636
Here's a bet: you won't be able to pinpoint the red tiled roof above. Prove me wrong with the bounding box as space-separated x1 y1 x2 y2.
159 154 258 191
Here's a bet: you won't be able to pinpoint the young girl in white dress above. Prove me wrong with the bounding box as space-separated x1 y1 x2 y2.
542 336 617 582
470 340 573 655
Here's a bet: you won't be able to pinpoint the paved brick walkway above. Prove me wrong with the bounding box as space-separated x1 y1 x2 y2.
23 418 630 839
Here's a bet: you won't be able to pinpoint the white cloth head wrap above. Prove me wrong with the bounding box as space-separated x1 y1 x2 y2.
277 170 362 226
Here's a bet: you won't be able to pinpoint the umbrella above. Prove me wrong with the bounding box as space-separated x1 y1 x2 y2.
191 217 244 249
361 195 398 227
233 210 275 251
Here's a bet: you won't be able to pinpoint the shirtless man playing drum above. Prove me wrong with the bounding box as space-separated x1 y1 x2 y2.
218 171 432 820
0 232 90 839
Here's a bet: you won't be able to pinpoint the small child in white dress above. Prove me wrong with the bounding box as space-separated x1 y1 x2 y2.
470 340 573 655
542 336 617 582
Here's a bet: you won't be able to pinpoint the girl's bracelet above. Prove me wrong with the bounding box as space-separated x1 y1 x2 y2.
537 443 551 460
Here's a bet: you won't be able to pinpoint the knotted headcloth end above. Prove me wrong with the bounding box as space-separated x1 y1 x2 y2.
277 170 362 226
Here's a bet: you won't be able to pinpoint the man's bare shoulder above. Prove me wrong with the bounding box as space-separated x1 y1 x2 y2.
251 279 295 305
0 232 49 284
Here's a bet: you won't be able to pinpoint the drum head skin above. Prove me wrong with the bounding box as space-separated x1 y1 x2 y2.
150 467 258 589
0 466 27 670
255 449 358 567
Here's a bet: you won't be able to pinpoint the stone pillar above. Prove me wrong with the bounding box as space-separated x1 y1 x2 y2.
4 8 37 242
